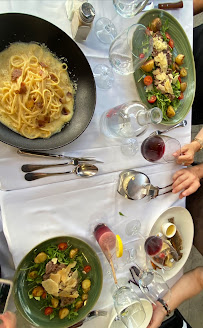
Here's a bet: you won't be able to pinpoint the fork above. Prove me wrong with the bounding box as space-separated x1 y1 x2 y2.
69 310 107 327
150 120 187 136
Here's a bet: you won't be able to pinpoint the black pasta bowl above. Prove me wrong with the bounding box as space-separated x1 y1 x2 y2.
0 13 96 150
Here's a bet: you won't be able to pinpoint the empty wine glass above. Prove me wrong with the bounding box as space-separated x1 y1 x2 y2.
113 0 149 17
144 235 179 271
141 135 181 163
93 64 114 89
113 285 146 327
129 264 171 304
95 17 118 44
109 24 153 75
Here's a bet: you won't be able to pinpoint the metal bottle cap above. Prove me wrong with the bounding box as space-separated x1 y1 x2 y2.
80 3 95 23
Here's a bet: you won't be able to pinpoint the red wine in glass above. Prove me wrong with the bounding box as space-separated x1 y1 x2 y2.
94 223 116 252
141 136 165 162
144 236 163 256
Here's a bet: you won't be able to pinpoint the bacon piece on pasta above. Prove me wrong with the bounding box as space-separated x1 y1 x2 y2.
39 62 48 68
15 82 27 94
11 68 22 81
62 107 70 115
50 74 58 82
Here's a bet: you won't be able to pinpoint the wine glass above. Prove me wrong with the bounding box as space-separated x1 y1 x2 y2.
109 24 153 75
93 64 114 89
113 285 146 327
144 235 179 271
113 0 149 18
95 17 118 44
141 135 181 163
129 264 171 304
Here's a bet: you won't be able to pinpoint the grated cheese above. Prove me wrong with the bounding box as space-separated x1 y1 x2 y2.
154 52 168 72
153 36 168 52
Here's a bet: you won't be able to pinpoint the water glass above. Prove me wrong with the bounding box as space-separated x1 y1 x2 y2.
113 286 146 327
113 0 149 18
109 24 153 75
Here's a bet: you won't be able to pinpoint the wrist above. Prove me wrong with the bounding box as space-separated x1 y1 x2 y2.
191 138 203 152
192 164 203 180
157 298 171 317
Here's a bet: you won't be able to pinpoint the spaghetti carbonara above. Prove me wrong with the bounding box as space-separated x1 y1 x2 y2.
0 42 75 139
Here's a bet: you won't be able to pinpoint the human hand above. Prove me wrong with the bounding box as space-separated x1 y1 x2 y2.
172 167 201 199
173 143 197 166
0 312 16 328
147 302 166 328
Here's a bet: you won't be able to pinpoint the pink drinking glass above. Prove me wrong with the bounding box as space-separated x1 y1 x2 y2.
141 135 181 163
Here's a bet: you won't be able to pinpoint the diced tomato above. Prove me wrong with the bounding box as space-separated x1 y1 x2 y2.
148 95 157 103
168 38 174 49
83 265 91 273
178 92 184 100
165 32 171 40
144 75 153 86
44 307 53 316
146 27 151 36
178 76 182 83
58 242 68 251
139 53 145 59
159 252 165 259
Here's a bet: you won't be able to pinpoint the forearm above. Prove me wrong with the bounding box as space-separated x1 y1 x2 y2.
163 267 203 311
194 0 203 15
191 163 203 180
190 128 203 153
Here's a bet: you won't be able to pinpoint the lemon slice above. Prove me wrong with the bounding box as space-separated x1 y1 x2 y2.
116 235 123 258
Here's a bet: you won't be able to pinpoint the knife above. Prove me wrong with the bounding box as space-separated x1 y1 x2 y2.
143 1 183 11
17 149 104 163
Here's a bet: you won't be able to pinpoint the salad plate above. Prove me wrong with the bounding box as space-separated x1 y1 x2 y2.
134 9 196 126
13 236 103 328
149 206 194 280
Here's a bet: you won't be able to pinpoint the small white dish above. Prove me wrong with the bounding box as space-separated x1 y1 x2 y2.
161 222 176 238
108 298 153 328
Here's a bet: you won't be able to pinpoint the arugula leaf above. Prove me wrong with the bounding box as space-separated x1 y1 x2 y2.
119 212 125 216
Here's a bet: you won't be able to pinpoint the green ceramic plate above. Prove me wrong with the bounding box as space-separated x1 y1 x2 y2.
13 236 103 328
134 9 196 125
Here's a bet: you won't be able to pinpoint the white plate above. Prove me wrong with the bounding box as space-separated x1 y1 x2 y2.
149 206 194 280
108 298 153 328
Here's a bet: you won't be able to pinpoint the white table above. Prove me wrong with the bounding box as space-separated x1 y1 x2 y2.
0 0 193 327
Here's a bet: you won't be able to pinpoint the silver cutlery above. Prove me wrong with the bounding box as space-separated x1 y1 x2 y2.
151 120 187 136
143 1 183 11
22 159 79 172
24 163 98 181
69 310 107 327
17 149 104 163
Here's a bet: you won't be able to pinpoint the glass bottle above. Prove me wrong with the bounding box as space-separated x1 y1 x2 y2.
71 2 95 41
100 101 163 139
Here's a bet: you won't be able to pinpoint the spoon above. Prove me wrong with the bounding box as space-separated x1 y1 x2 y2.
151 120 187 136
24 163 98 181
22 159 79 172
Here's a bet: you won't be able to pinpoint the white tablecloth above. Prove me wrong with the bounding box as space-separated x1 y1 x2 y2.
0 0 193 327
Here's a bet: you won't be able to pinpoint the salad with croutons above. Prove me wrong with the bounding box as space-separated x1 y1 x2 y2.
25 241 92 321
140 17 187 120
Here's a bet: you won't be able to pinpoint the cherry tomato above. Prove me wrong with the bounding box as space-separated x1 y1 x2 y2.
165 32 171 40
148 95 157 104
139 53 145 59
168 39 174 49
58 242 68 251
178 76 182 83
44 307 53 316
42 291 47 299
178 92 184 100
144 75 153 86
83 265 91 273
159 252 165 259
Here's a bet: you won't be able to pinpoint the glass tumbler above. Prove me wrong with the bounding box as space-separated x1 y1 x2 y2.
113 0 149 18
109 24 153 75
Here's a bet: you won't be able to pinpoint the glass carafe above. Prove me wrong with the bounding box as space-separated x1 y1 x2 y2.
100 101 162 139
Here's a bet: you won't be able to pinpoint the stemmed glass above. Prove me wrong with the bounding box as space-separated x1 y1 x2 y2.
141 135 181 163
94 23 153 89
95 0 149 44
129 264 171 304
144 235 179 271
